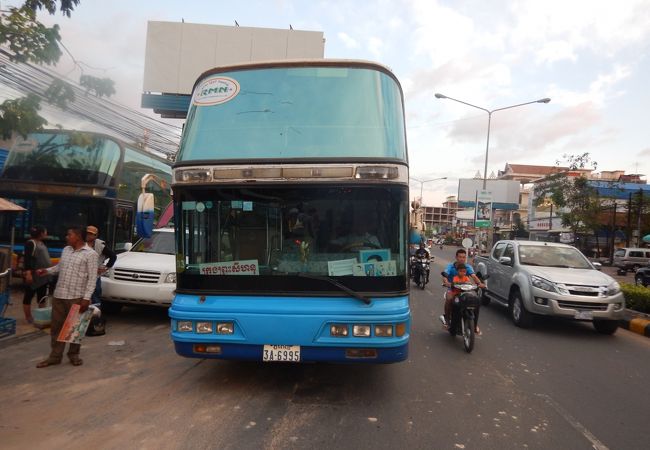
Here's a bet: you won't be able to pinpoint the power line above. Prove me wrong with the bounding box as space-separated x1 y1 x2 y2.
0 49 181 156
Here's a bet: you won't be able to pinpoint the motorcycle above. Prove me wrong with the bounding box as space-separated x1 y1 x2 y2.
440 272 487 353
410 255 431 289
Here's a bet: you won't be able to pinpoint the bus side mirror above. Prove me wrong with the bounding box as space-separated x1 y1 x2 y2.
136 193 155 238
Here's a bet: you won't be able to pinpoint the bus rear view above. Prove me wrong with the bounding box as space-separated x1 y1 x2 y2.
170 60 410 363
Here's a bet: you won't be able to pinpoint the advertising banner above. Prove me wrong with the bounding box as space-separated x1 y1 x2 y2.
475 190 492 228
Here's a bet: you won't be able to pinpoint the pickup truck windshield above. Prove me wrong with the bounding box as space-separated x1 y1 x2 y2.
518 245 592 269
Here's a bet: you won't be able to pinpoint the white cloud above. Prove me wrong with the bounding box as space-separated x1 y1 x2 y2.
546 64 631 107
535 41 577 65
367 36 383 58
338 31 360 49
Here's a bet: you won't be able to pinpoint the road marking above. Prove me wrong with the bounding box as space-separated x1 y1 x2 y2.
535 393 609 450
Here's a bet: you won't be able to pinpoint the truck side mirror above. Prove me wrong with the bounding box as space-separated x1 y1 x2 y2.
592 262 602 271
498 256 512 266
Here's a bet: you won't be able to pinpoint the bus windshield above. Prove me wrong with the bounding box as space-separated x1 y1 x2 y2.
4 132 121 186
178 66 407 162
177 185 408 294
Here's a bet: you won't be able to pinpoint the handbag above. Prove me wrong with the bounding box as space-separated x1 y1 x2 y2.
86 305 106 336
33 295 52 328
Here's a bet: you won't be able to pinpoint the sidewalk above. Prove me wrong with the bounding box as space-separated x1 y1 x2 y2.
0 284 48 347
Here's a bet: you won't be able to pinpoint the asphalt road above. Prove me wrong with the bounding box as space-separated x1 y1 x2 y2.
1 246 648 449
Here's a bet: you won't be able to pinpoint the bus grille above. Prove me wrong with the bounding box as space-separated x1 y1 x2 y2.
113 268 161 284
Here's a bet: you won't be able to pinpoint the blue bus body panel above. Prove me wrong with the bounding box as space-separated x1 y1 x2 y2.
169 294 410 363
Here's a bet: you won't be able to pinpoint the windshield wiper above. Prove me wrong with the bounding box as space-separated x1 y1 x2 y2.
547 264 571 268
297 273 371 304
521 262 541 266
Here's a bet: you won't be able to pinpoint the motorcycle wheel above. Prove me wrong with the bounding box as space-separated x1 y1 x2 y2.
462 317 475 353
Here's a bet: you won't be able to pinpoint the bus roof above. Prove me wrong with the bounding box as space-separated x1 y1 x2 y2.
193 59 401 92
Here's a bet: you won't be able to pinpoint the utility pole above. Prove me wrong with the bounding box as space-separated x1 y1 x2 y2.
609 202 617 265
626 192 632 247
637 189 643 247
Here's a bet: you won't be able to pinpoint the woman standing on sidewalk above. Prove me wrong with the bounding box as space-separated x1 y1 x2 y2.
22 225 52 323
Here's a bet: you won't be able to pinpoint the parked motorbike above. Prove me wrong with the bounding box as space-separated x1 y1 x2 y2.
410 256 431 289
441 272 488 353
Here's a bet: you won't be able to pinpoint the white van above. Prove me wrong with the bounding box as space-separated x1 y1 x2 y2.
100 228 176 312
613 247 650 273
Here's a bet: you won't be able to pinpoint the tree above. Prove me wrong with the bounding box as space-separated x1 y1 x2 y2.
0 1 114 137
533 153 601 246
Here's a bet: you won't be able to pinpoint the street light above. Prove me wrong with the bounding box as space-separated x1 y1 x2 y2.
434 93 550 249
434 93 550 190
409 176 447 235
410 176 448 205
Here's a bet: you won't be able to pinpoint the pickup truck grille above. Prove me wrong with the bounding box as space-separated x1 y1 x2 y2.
556 300 608 311
564 285 602 297
113 268 161 284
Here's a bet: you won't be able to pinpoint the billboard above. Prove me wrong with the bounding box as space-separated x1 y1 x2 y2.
143 21 325 95
458 179 520 209
475 190 492 228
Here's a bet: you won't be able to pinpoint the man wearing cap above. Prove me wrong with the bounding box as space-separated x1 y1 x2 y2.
85 225 117 305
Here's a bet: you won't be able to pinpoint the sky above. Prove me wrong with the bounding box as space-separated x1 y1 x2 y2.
17 0 650 206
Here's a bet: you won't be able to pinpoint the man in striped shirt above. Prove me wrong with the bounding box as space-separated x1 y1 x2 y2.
36 226 98 368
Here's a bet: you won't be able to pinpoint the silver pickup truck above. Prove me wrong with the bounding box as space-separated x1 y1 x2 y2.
474 240 624 334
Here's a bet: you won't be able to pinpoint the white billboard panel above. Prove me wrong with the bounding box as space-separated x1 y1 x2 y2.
143 21 325 95
457 179 520 205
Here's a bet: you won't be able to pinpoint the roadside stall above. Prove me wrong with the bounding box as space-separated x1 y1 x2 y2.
0 198 25 338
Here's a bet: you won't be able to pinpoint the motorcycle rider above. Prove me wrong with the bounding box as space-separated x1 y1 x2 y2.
412 242 431 285
441 249 485 334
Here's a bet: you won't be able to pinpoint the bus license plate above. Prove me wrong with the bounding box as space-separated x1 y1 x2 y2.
263 345 300 362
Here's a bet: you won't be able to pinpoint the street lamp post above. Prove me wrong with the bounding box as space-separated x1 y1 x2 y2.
434 93 550 249
409 176 447 234
410 176 448 204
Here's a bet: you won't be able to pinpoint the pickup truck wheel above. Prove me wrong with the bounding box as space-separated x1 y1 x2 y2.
510 290 533 328
593 320 618 335
100 301 122 314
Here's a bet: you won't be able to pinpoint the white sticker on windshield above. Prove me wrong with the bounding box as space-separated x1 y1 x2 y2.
192 76 240 106
198 260 259 276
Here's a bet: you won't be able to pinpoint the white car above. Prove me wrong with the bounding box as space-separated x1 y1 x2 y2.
101 228 176 312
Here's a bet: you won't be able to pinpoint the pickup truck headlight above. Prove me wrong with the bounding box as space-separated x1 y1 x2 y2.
165 272 177 283
531 275 557 293
607 281 621 296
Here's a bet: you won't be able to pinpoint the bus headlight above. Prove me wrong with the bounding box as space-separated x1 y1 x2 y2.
374 325 393 337
196 322 213 334
353 325 371 337
330 324 349 337
165 272 177 283
177 321 193 332
216 322 234 334
395 323 407 337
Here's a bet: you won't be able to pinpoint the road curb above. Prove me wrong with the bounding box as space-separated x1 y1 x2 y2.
0 328 47 350
619 317 650 337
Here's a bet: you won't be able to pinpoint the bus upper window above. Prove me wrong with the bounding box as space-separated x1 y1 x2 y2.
4 132 121 186
177 67 407 162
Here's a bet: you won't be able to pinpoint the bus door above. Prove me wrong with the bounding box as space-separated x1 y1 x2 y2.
114 201 134 251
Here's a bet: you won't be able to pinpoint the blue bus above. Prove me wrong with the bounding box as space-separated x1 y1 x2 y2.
169 60 410 363
0 130 172 265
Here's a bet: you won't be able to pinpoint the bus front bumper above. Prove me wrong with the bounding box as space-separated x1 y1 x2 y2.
172 340 408 363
